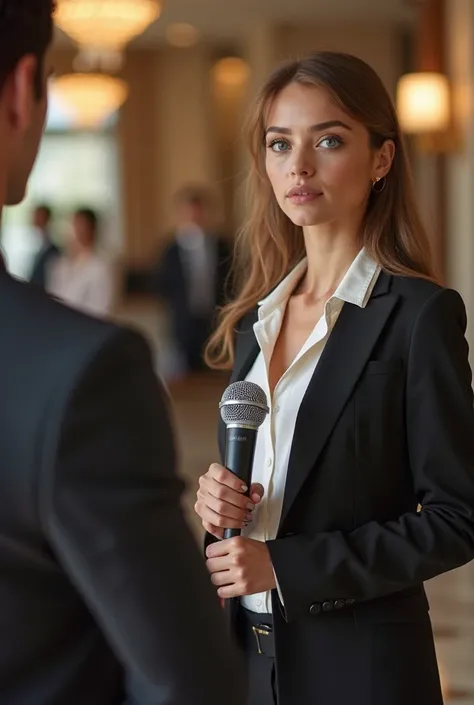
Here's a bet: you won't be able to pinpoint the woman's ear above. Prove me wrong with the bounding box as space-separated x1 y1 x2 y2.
373 139 396 181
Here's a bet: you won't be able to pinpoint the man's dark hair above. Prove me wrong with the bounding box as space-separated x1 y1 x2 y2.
175 184 212 210
0 1 55 98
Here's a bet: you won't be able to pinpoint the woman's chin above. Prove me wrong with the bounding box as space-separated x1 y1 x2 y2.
286 210 328 228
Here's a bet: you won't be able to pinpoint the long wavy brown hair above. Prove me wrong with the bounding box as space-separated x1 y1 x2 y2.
205 51 438 370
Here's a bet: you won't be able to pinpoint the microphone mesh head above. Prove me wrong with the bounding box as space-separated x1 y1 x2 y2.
220 381 269 428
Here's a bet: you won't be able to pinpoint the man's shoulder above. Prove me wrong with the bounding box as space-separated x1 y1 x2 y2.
0 272 145 361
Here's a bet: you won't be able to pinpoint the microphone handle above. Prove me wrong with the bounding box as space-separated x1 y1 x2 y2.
223 425 257 541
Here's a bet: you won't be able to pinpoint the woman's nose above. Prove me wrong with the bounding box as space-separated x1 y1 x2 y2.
290 149 315 178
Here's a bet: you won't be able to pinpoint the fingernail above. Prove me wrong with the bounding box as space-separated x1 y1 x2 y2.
246 503 254 511
251 494 261 503
241 484 248 493
245 513 253 522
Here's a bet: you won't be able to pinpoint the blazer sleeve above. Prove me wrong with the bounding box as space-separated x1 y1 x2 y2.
40 328 245 705
267 288 474 622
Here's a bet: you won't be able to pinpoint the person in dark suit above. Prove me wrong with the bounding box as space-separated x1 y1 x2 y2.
154 184 232 375
195 52 474 705
0 3 245 704
29 203 60 286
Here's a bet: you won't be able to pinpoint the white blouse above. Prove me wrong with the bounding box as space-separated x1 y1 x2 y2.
48 254 115 318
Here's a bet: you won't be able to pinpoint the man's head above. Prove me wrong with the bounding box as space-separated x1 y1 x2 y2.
0 1 55 207
33 203 52 231
174 184 214 229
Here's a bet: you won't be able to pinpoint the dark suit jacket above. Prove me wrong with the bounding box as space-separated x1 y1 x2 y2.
0 271 245 705
215 272 474 705
29 241 60 287
154 235 232 334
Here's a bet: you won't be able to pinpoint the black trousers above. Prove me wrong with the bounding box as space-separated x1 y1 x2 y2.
175 314 212 372
237 607 278 705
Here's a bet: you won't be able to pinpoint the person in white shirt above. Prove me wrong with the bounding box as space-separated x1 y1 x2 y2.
48 208 115 317
194 52 474 705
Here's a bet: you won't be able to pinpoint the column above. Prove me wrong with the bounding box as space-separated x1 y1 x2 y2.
445 0 474 363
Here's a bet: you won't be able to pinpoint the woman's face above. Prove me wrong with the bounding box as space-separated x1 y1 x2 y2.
264 82 393 229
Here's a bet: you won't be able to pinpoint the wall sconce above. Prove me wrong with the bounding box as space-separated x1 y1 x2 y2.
211 57 250 89
396 71 458 153
397 72 450 132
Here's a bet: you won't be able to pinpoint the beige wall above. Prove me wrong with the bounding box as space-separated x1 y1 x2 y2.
445 0 474 362
120 46 219 265
276 23 402 97
119 51 159 266
154 46 218 234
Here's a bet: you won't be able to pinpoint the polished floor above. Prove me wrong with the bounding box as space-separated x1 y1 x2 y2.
119 297 474 704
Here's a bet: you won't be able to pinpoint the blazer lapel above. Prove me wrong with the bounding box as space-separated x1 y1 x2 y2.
279 272 398 527
230 310 260 382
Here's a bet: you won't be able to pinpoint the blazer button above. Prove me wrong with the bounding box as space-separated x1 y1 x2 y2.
322 601 334 612
309 603 322 616
334 599 346 610
346 598 356 606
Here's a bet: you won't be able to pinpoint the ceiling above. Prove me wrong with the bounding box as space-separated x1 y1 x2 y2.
143 0 417 42
55 0 418 48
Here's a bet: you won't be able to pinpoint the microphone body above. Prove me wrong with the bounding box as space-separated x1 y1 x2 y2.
223 425 258 540
219 381 269 542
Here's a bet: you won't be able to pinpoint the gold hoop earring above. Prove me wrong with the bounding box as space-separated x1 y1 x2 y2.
372 176 386 194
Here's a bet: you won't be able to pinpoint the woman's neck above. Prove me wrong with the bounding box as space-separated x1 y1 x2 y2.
298 223 361 302
69 249 94 264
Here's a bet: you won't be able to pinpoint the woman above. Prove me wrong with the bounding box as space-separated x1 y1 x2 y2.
194 52 474 705
48 208 115 317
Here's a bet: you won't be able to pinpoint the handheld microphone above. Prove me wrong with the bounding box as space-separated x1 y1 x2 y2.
219 381 269 540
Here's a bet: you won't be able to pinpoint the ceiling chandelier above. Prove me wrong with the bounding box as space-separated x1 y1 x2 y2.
51 74 129 128
54 0 162 51
53 0 162 128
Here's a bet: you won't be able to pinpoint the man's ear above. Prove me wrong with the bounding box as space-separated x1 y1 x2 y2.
4 55 38 132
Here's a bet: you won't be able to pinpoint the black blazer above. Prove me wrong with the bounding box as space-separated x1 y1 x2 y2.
154 235 232 323
0 271 245 705
216 272 474 705
29 241 60 287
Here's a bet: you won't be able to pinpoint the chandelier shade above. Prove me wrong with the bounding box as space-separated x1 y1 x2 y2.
54 0 162 50
51 73 129 128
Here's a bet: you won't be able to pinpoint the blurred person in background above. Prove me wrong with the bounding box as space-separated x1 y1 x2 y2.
195 52 474 705
0 2 245 704
153 184 232 376
28 202 60 286
48 207 115 317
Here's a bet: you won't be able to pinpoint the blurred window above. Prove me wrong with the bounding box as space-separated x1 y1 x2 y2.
1 93 122 279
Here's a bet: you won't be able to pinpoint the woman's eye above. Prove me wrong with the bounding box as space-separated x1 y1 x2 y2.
268 140 291 153
318 136 343 149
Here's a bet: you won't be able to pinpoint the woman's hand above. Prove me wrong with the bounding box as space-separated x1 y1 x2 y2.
195 463 264 539
206 537 277 599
